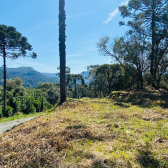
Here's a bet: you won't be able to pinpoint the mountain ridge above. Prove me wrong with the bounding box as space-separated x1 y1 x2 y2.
0 67 90 88
0 67 59 88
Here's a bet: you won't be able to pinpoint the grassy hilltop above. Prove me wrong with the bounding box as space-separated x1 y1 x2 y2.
0 89 168 168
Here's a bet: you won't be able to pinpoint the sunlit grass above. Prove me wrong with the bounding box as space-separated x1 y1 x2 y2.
0 95 168 167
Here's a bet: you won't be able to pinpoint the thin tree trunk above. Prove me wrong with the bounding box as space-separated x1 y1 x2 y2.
100 89 102 98
95 82 96 97
3 46 7 116
59 0 66 104
74 79 77 98
136 74 140 89
150 2 155 86
139 71 143 90
157 74 161 86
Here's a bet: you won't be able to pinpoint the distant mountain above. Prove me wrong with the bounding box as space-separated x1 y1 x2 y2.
42 73 59 78
0 67 91 88
43 71 91 84
0 67 59 88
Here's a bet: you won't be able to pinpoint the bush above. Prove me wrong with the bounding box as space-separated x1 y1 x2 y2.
14 112 23 116
6 106 14 117
15 101 21 113
44 102 53 110
26 104 36 114
34 100 41 112
46 86 59 105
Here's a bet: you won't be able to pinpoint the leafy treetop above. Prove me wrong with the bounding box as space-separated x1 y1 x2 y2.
0 24 37 59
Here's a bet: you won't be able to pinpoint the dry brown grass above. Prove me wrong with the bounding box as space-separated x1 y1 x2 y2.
0 98 168 168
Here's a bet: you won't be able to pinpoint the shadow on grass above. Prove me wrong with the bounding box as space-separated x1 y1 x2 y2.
66 125 87 130
114 102 130 108
59 127 104 142
110 90 168 108
137 150 167 168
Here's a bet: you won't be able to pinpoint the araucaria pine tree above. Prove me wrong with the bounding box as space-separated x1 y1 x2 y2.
0 25 37 116
59 0 66 104
119 0 168 86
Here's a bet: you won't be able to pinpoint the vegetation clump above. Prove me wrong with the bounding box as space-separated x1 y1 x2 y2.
0 78 60 118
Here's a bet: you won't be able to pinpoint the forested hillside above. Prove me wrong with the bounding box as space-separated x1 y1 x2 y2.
0 78 60 117
0 67 59 88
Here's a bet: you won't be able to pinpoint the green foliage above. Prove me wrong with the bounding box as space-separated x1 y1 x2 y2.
0 106 3 118
97 33 149 89
67 74 85 98
96 64 122 94
0 78 60 118
37 82 55 91
46 86 59 105
15 101 21 113
44 102 53 110
34 100 41 112
26 104 36 114
0 24 37 59
85 64 136 98
6 106 14 117
119 0 168 85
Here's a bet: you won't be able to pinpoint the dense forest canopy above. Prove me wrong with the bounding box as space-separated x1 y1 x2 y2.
0 78 59 117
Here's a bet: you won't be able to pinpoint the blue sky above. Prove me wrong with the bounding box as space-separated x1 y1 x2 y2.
0 0 129 74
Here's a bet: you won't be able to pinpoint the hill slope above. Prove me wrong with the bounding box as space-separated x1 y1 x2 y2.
0 95 167 167
0 67 59 88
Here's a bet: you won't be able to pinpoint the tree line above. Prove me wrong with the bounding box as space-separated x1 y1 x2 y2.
66 63 168 99
2 62 168 117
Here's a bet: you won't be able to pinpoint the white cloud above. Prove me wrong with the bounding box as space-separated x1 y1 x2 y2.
103 0 128 24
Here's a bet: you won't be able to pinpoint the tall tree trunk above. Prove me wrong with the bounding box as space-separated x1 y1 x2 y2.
3 45 7 116
150 1 156 86
59 0 66 104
